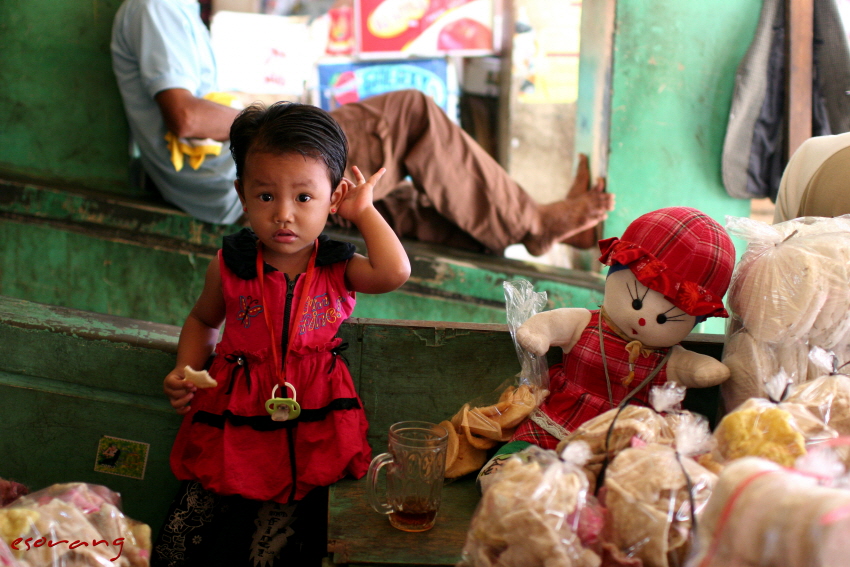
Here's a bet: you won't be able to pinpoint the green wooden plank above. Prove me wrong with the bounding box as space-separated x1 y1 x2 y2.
356 322 520 449
0 180 237 250
0 181 609 326
0 383 182 538
0 305 178 396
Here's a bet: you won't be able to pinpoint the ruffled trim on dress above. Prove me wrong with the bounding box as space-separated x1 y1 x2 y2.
223 228 356 279
598 237 729 318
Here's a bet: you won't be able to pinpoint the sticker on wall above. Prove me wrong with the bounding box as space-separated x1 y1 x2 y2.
94 436 150 480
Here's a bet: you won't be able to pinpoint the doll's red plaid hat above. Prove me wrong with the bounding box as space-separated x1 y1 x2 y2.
597 207 735 318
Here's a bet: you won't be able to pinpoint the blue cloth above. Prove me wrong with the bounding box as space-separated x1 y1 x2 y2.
111 0 242 225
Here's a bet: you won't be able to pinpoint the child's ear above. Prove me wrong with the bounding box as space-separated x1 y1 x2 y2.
235 179 246 206
330 179 348 209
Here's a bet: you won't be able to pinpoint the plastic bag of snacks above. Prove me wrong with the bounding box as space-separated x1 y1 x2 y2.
785 368 850 437
0 479 27 508
722 215 850 411
440 280 549 479
0 483 151 567
711 374 838 468
556 404 672 489
687 455 850 567
458 443 604 567
600 411 716 567
555 382 713 489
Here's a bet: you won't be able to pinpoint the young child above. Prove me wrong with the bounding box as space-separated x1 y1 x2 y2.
153 102 410 567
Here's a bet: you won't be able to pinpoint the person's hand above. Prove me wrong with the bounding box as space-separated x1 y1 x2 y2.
334 166 386 224
164 367 197 415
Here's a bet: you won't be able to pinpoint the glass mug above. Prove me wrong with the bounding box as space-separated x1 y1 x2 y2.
367 421 449 532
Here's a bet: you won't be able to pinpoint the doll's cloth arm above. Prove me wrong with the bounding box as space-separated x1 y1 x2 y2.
516 308 592 356
665 344 730 388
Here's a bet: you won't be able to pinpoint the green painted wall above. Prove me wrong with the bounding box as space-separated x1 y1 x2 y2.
0 0 132 194
600 0 761 333
604 0 759 237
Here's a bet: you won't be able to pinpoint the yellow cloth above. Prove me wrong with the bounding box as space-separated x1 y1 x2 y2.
164 92 241 171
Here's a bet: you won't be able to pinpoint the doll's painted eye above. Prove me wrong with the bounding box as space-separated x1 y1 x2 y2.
628 280 648 311
658 307 688 324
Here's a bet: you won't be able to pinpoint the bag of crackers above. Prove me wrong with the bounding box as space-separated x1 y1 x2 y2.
458 443 605 567
722 215 850 411
440 280 550 479
0 482 151 567
710 373 839 470
687 450 850 567
597 416 717 567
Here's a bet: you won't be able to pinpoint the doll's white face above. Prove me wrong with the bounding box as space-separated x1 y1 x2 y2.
602 269 696 348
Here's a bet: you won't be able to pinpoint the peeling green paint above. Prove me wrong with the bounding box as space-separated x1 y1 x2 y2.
1 181 608 325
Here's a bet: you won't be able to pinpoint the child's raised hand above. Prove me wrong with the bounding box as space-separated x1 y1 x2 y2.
163 368 197 415
335 166 385 223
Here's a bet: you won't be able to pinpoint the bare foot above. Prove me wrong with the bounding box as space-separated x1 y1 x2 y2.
522 156 615 256
563 154 605 249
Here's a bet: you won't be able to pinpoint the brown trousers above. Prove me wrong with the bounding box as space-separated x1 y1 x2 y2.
329 90 538 254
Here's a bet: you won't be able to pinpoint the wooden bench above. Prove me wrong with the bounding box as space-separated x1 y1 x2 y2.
0 178 607 328
0 295 724 565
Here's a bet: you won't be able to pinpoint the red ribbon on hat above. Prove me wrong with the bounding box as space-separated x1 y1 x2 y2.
599 237 729 318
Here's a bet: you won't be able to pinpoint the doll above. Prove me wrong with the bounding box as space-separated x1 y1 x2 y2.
478 207 736 490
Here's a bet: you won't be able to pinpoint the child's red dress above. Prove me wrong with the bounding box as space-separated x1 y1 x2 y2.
170 230 371 503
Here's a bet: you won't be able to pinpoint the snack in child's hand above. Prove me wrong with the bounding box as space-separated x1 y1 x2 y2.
184 365 217 388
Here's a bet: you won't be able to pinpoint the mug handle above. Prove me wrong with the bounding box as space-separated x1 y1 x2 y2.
366 452 394 515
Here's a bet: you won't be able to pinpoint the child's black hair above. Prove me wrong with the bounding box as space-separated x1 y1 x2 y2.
229 101 348 190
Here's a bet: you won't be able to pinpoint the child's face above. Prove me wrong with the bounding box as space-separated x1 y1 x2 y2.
236 150 343 263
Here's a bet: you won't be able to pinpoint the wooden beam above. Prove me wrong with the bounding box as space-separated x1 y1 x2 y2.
787 0 813 157
575 0 617 180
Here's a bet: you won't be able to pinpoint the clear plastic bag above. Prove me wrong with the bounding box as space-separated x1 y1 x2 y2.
459 444 604 567
786 371 850 437
599 415 717 567
441 280 550 478
0 483 151 567
503 279 550 395
722 215 850 411
711 391 838 468
555 383 713 489
687 456 850 567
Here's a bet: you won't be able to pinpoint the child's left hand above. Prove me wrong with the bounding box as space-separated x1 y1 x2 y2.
335 166 385 224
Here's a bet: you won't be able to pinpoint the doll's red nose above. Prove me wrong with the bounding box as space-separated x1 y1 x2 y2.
638 318 646 326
